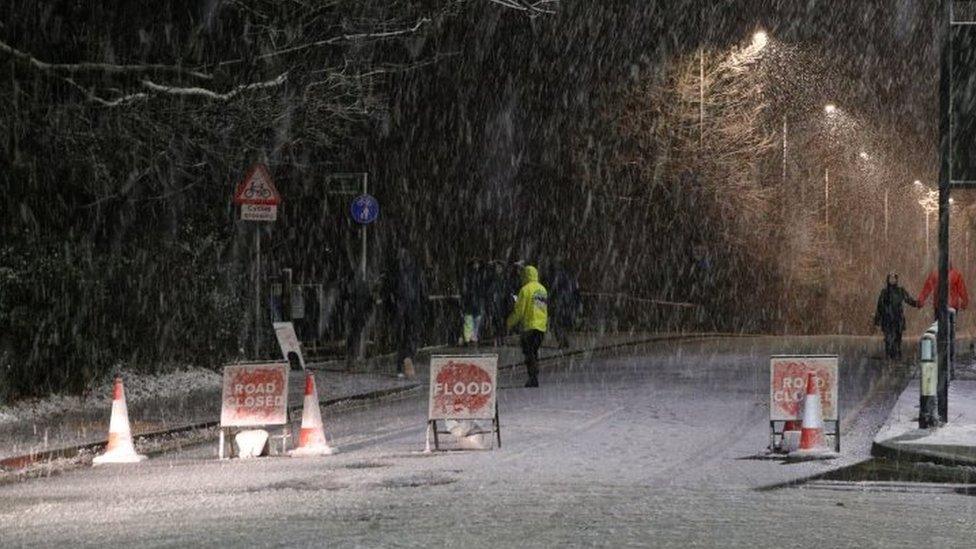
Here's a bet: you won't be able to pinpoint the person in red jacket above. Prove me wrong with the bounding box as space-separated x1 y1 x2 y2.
917 263 968 362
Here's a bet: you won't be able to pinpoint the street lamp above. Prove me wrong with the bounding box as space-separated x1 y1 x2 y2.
824 103 838 115
751 31 769 51
916 183 939 263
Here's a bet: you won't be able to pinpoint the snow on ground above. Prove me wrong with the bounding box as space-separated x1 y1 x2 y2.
4 337 970 548
0 367 221 426
875 379 976 447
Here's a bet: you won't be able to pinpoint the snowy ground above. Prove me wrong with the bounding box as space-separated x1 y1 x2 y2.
0 366 415 461
3 336 975 547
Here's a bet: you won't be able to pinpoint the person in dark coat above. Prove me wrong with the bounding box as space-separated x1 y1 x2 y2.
873 272 919 360
460 257 485 345
344 272 374 371
549 262 582 348
385 247 426 378
485 261 512 347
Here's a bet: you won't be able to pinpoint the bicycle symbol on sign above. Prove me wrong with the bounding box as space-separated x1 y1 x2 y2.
243 180 272 200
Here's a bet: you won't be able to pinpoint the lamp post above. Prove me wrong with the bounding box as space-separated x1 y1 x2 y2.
915 180 939 263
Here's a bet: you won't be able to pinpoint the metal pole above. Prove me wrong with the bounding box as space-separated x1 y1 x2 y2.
824 167 830 227
361 173 368 279
937 0 952 423
254 227 261 358
700 49 705 149
883 188 889 242
782 115 788 188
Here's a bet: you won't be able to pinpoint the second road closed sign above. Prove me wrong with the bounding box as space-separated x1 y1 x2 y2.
769 355 838 421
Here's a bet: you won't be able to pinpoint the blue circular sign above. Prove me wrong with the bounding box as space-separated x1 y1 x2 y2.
350 194 379 225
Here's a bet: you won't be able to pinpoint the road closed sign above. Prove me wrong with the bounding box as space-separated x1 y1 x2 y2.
769 355 838 421
428 355 498 420
220 363 289 427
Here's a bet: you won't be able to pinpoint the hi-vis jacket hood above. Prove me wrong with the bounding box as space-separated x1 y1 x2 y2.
507 265 548 333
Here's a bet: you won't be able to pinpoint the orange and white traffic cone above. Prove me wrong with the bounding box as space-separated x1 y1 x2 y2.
791 373 835 459
92 377 146 465
289 372 335 457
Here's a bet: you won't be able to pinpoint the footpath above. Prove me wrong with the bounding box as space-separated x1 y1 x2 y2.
0 331 715 472
872 355 976 466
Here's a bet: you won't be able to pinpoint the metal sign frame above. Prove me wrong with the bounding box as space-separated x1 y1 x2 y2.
426 354 501 451
272 321 307 370
218 362 290 459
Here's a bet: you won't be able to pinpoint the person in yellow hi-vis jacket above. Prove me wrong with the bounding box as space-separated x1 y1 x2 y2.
507 265 548 387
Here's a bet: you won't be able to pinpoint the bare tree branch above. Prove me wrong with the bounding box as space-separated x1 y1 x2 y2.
140 73 289 101
210 17 433 69
0 38 213 81
486 0 558 16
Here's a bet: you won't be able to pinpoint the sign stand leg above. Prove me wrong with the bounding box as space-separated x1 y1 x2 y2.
219 429 225 460
494 404 502 449
424 421 433 453
432 420 440 451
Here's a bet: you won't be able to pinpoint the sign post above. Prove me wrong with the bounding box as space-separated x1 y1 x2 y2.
349 175 378 279
219 362 289 458
769 355 840 453
426 355 500 451
233 164 281 358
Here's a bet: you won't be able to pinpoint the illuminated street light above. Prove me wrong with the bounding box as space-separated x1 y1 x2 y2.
824 103 837 115
859 151 870 160
914 179 924 188
751 31 769 51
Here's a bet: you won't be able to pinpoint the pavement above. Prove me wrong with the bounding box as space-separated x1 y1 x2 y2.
6 336 967 548
0 331 704 469
872 355 976 466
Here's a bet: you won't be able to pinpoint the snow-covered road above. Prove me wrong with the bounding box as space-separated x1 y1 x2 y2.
3 336 974 547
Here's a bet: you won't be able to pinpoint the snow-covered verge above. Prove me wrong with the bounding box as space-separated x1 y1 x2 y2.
0 367 221 426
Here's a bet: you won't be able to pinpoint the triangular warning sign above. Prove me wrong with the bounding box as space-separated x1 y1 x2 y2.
233 164 281 206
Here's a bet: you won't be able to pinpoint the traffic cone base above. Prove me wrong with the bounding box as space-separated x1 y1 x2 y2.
93 378 146 465
290 372 335 457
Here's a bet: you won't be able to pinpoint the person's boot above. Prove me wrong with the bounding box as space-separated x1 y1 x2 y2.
525 364 539 387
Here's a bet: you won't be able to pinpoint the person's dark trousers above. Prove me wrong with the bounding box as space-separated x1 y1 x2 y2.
520 330 544 387
396 314 419 374
345 322 364 370
883 329 897 360
893 330 903 360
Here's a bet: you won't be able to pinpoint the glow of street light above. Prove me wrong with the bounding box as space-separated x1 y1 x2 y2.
751 31 769 51
914 180 923 187
824 103 837 114
859 151 869 160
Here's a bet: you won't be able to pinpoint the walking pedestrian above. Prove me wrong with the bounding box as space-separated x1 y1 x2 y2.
385 247 426 379
482 261 505 346
872 273 919 360
507 265 548 387
917 262 969 362
549 261 582 348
